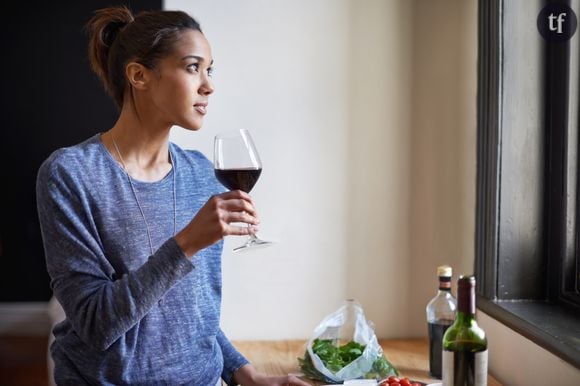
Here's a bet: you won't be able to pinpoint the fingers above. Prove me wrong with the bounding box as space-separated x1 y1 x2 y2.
287 375 311 386
222 210 260 226
226 224 259 236
209 191 261 237
219 198 258 219
178 190 263 256
217 189 255 204
252 374 310 386
211 190 258 218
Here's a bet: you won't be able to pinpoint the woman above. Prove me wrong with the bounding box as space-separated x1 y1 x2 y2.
36 6 309 386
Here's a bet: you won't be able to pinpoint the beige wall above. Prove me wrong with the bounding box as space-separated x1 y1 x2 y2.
408 0 477 334
478 312 580 384
346 0 413 337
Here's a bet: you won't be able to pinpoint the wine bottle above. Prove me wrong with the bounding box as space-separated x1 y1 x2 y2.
442 275 488 386
426 265 457 378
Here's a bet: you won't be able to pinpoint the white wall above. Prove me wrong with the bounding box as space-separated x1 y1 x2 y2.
168 0 416 340
168 0 353 339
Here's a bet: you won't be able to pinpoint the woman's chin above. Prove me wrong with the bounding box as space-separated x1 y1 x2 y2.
176 121 203 131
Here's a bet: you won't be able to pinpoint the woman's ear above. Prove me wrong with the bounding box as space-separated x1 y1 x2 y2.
125 62 150 90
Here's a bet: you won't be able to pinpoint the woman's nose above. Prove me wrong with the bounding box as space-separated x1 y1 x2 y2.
199 74 214 96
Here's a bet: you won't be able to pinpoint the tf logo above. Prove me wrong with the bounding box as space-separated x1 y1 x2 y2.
537 3 577 42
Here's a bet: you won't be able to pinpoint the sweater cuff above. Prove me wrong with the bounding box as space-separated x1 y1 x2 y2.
150 238 195 282
222 358 250 386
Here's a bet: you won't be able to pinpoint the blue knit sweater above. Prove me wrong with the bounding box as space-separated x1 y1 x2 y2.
36 134 248 385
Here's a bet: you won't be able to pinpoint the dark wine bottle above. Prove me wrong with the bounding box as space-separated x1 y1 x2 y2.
442 275 487 386
426 265 457 378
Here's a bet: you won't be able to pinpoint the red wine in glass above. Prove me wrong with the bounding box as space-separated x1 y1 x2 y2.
214 129 272 252
214 168 262 193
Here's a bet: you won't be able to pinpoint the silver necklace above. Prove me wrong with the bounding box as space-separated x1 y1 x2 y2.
110 132 177 256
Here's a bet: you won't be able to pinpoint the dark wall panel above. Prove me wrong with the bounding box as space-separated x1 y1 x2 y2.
0 1 162 301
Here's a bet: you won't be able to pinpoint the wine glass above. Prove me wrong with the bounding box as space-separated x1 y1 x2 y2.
214 129 273 252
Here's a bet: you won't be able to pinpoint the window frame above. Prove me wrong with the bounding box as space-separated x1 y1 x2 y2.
475 0 580 369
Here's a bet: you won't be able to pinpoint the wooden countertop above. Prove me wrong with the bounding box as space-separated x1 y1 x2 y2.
233 338 501 385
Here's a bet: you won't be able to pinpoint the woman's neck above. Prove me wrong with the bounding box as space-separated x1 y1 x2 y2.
103 107 174 182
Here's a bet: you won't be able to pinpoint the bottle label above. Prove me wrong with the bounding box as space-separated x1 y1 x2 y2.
442 349 488 386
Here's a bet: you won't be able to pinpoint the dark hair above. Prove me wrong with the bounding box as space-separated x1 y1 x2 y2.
86 6 202 108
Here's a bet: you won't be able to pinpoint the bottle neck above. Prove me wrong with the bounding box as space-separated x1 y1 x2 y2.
457 278 476 315
455 309 476 324
438 276 452 292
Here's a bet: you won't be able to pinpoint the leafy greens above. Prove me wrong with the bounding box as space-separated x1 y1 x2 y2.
297 338 399 383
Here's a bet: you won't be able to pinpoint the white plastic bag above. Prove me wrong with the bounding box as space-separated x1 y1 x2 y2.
299 299 398 383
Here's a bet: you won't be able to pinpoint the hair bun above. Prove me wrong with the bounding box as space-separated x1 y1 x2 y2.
91 6 135 47
102 20 130 47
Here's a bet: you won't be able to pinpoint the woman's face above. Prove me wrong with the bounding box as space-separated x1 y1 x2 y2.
147 29 214 131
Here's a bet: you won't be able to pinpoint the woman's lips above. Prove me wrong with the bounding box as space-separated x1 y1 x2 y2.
194 103 207 115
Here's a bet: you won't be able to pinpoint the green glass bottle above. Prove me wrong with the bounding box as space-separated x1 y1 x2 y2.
442 275 488 386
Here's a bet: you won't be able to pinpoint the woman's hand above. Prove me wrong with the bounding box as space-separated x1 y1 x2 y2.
233 364 311 386
247 374 311 386
174 190 259 257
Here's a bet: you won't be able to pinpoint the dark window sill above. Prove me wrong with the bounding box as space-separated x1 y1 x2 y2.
477 295 580 370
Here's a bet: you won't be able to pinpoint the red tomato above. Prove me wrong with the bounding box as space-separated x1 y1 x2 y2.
400 379 412 386
388 376 401 383
390 383 401 386
411 384 422 386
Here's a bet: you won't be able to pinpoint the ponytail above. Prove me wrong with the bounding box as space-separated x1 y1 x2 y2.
86 6 134 108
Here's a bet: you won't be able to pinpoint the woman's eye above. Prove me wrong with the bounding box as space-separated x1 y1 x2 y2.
207 67 214 77
187 63 199 73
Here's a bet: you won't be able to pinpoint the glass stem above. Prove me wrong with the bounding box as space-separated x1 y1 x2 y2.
248 224 257 241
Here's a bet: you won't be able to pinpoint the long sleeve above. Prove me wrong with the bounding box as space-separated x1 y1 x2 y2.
217 329 250 385
37 155 194 351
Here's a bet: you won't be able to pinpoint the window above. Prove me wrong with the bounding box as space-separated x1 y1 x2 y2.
475 0 580 368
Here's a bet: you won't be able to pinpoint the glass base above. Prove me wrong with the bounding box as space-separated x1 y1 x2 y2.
233 235 274 252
